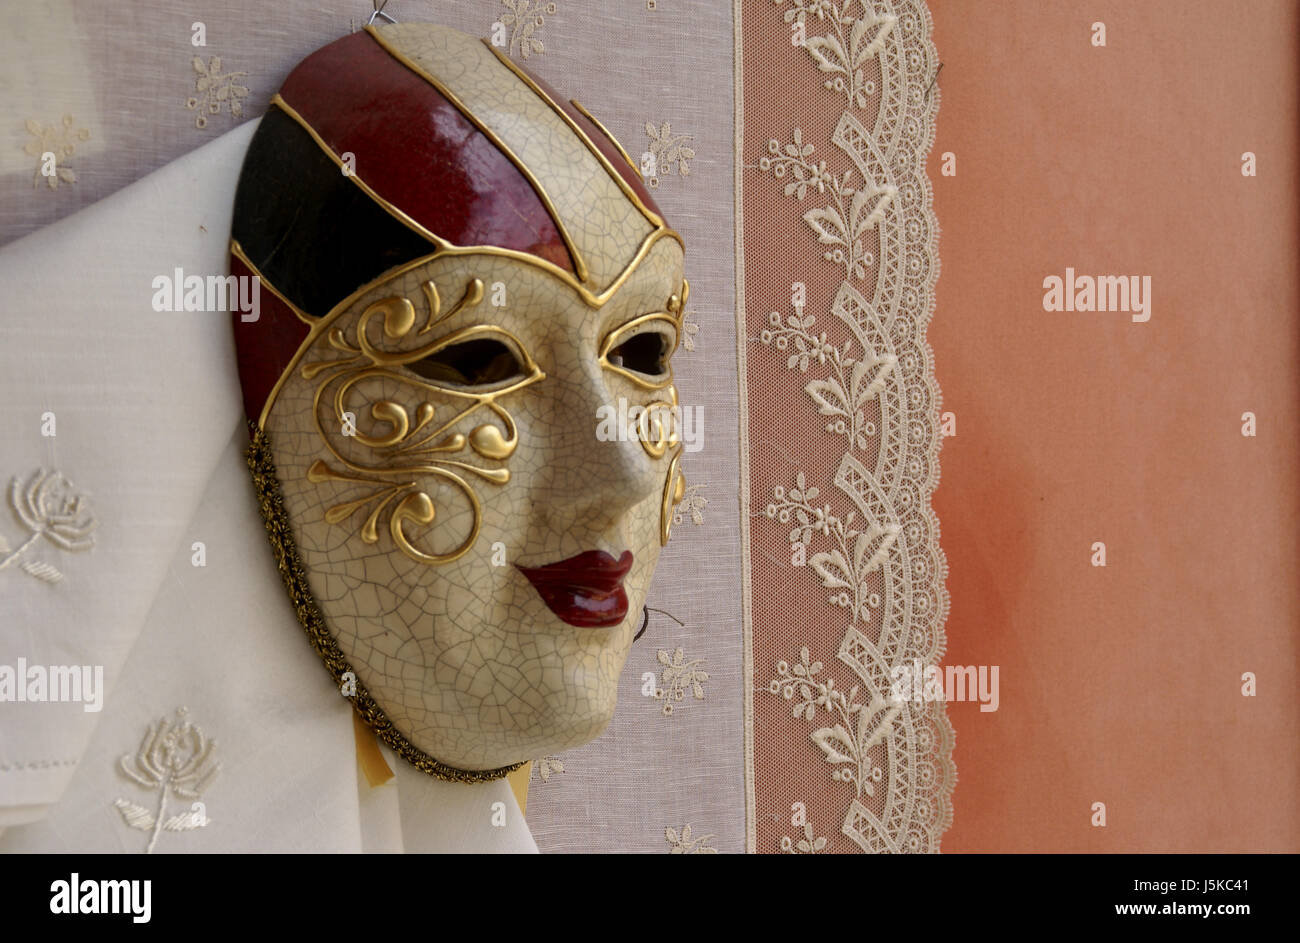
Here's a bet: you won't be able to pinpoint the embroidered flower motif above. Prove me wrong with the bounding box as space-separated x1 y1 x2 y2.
762 466 905 800
652 647 708 716
23 116 90 190
764 471 900 622
114 708 220 854
759 129 894 281
760 303 896 451
532 755 565 782
769 647 895 799
665 823 717 854
186 56 250 129
499 0 557 59
672 484 708 528
1 469 97 584
781 820 830 853
775 0 896 109
680 309 700 352
643 121 695 188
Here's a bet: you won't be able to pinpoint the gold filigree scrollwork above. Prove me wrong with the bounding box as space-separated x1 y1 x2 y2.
595 280 690 543
598 281 690 462
638 385 680 459
597 310 680 390
666 277 689 320
302 278 543 565
599 309 681 460
659 281 689 540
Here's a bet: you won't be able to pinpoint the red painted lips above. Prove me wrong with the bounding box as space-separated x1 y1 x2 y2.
516 550 634 628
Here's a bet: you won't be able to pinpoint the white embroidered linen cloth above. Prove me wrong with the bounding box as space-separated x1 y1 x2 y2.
0 122 535 852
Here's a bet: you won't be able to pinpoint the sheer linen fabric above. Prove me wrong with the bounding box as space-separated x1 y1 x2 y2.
0 123 534 852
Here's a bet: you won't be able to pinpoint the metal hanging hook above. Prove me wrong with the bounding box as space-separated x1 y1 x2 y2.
367 0 397 26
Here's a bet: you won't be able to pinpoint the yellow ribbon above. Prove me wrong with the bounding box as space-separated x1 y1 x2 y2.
352 712 532 817
352 711 395 787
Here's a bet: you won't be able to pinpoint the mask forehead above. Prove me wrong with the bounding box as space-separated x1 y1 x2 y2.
452 238 686 358
366 22 666 292
594 236 686 326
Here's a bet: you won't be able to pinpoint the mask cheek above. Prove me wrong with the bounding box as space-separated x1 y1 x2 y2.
451 479 532 616
622 491 666 609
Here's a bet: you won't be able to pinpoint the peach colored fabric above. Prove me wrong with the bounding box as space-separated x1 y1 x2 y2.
930 0 1299 851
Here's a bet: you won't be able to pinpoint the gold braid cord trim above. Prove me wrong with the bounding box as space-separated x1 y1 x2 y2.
246 423 524 784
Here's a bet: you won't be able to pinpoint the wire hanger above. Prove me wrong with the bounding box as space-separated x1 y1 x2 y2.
367 0 397 26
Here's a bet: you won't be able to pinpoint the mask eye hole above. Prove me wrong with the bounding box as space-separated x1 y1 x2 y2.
607 329 671 378
409 338 526 388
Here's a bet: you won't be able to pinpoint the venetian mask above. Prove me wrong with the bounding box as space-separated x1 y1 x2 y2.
229 22 687 779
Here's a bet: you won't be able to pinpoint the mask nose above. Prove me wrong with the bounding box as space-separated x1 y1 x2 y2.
530 357 664 535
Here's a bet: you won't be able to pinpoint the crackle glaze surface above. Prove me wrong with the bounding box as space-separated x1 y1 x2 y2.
376 22 655 287
235 22 689 772
264 236 684 769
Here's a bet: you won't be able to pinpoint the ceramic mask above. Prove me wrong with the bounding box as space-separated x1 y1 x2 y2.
229 22 688 779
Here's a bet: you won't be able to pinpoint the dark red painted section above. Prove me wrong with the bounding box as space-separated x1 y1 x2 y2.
232 28 672 424
506 58 666 222
230 251 310 424
279 31 574 273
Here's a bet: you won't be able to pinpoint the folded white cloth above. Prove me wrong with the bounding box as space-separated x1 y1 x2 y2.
0 122 535 853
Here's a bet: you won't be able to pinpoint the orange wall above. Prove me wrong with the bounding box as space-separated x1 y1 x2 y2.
929 0 1299 851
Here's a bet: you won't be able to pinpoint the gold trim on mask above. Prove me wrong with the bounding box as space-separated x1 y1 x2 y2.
419 277 483 335
569 98 641 177
230 239 316 325
598 280 690 461
637 386 681 460
596 284 689 501
246 424 524 784
660 446 686 546
269 94 444 251
598 311 680 391
481 41 668 235
667 277 690 321
302 278 544 565
364 26 591 285
250 236 684 430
